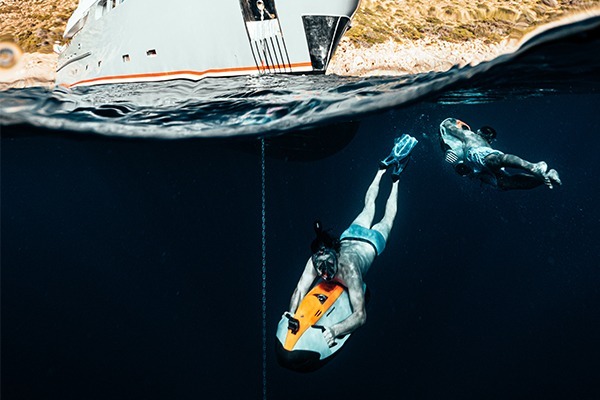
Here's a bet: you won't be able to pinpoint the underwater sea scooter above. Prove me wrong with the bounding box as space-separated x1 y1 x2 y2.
275 279 367 372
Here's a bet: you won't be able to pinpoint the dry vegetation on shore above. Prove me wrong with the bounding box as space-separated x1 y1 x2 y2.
0 0 78 53
348 0 598 46
0 0 599 87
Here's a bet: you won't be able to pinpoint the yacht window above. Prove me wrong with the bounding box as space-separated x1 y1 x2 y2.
98 60 102 67
122 54 130 62
146 49 157 57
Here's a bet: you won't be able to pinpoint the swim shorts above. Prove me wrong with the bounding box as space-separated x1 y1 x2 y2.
340 224 386 256
466 146 503 173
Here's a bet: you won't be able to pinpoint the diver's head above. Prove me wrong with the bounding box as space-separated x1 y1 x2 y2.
476 126 497 143
312 247 338 281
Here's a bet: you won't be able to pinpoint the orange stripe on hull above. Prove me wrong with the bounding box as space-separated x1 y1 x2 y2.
65 62 314 88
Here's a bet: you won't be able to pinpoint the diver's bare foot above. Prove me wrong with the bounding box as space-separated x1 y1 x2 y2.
545 169 561 189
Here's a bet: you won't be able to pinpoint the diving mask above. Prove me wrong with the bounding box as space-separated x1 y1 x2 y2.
312 247 338 281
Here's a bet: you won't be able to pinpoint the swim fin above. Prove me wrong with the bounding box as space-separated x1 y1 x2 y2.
379 134 418 181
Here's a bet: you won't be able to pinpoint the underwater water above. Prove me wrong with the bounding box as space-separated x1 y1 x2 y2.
2 16 599 400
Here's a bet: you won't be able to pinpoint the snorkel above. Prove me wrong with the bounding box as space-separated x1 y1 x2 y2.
310 220 341 281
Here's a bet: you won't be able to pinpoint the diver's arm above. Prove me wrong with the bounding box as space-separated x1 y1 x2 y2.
289 258 317 314
328 274 366 339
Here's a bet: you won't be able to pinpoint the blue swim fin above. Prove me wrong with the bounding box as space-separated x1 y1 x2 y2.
379 134 418 181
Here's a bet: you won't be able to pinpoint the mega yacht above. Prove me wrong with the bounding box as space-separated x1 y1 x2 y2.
56 0 361 88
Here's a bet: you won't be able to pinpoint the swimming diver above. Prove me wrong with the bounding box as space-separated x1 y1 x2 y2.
439 118 562 190
286 134 418 347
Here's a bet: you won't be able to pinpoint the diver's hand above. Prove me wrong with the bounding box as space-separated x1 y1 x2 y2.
322 327 336 347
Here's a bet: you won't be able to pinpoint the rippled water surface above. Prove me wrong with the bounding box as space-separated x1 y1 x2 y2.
2 16 599 138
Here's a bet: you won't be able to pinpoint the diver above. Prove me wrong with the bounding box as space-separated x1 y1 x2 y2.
286 134 418 347
439 118 562 190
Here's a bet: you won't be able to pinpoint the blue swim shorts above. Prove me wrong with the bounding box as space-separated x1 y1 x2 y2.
466 147 503 173
340 224 386 256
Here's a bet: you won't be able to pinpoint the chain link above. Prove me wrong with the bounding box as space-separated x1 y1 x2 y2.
261 138 267 400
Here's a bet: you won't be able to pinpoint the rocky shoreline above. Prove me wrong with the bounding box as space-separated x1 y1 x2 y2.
1 9 598 90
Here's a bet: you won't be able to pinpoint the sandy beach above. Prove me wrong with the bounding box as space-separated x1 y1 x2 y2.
327 37 514 77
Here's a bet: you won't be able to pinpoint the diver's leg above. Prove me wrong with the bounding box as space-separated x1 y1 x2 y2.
371 180 399 241
487 153 562 188
351 169 385 228
485 153 547 177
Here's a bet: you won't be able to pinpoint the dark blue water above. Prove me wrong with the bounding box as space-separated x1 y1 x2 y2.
2 16 599 400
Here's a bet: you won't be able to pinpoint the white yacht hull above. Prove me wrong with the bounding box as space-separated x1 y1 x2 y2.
57 0 361 88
